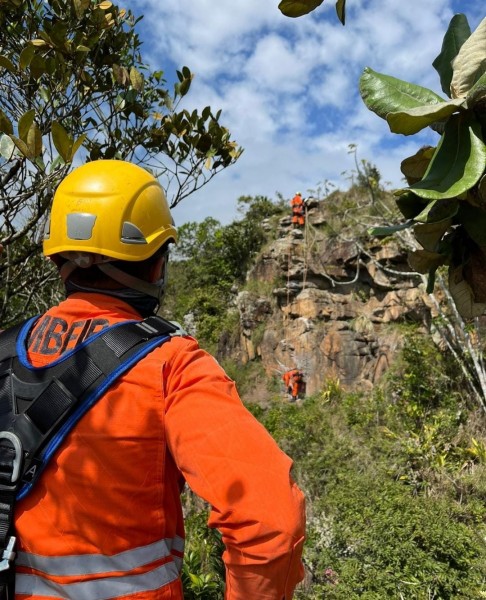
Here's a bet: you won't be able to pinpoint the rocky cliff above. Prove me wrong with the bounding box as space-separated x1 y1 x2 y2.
223 196 435 397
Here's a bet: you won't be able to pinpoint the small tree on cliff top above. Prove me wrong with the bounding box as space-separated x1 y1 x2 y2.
0 0 242 325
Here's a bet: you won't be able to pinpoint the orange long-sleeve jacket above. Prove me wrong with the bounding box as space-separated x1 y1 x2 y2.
290 195 304 214
14 293 305 599
282 370 304 399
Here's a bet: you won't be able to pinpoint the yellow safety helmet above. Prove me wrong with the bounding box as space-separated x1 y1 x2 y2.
43 160 177 262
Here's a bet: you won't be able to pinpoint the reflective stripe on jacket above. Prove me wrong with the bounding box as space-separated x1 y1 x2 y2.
16 537 184 599
15 293 305 599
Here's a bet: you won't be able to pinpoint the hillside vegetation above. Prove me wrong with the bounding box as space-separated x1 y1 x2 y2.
166 175 486 599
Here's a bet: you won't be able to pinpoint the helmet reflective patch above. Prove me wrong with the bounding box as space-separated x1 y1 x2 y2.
67 213 97 240
121 221 147 244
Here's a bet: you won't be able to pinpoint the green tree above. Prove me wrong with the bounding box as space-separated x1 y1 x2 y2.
221 195 282 281
0 0 242 325
164 196 281 348
165 217 234 347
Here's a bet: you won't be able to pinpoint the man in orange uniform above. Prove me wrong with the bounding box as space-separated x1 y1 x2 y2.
290 192 305 227
282 369 305 402
10 160 305 600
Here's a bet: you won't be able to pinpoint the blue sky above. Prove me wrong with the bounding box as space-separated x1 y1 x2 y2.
130 0 484 226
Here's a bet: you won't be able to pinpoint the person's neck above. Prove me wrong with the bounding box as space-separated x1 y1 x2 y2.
65 283 158 318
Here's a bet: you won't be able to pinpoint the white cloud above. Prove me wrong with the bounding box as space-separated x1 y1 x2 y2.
208 81 277 140
131 0 484 225
244 34 309 92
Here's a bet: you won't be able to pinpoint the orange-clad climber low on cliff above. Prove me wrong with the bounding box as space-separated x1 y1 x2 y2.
282 368 306 402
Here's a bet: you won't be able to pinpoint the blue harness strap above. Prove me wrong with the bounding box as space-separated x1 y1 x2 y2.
0 314 179 594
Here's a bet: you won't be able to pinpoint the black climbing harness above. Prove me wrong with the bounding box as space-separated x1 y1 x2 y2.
0 314 179 599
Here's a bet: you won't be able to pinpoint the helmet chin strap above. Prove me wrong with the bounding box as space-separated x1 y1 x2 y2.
97 263 164 300
57 251 167 301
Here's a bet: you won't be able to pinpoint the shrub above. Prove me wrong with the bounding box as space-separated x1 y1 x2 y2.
182 496 225 599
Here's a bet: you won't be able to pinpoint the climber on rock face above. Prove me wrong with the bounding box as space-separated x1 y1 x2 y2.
290 192 305 228
282 368 305 402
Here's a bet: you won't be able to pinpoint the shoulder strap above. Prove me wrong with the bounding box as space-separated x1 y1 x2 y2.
0 314 179 590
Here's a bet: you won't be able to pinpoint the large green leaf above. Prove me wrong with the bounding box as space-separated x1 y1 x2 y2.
387 98 465 135
278 0 324 18
359 68 444 121
432 14 471 97
451 17 486 98
410 114 486 199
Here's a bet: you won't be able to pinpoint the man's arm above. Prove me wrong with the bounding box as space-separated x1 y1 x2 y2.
163 337 306 599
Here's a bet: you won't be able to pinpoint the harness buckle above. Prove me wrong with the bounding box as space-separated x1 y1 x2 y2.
0 432 23 484
0 536 16 572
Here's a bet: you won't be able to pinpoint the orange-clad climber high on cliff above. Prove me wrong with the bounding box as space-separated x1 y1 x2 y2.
290 192 305 227
0 160 306 600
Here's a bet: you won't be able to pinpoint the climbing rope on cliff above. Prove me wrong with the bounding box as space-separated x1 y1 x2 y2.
302 201 309 291
286 240 292 311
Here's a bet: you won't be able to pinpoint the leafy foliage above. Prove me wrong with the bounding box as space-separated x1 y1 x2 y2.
360 14 486 318
0 0 241 326
182 501 225 599
245 335 486 599
175 200 486 597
